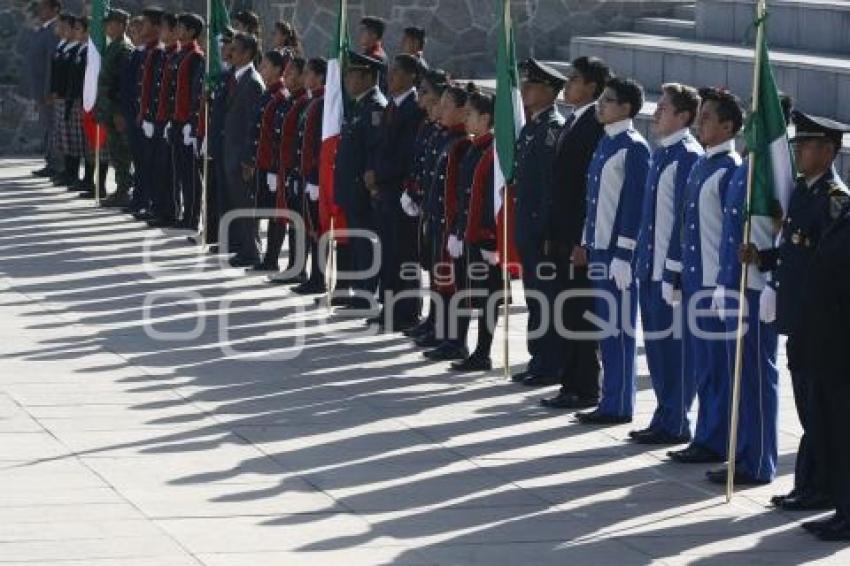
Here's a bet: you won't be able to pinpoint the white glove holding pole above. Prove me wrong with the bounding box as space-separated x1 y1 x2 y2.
662 281 681 306
267 173 278 192
142 121 154 139
400 192 420 217
759 285 777 323
481 249 499 266
711 285 726 319
200 136 207 157
306 183 319 202
447 235 463 259
163 121 171 140
609 257 633 291
182 123 191 138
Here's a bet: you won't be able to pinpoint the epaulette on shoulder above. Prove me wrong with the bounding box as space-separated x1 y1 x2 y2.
828 180 849 197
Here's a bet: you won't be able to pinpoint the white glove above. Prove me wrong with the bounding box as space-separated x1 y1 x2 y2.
609 257 633 291
142 120 154 139
447 235 463 259
163 121 171 140
182 123 191 138
200 136 207 157
306 183 319 202
400 192 420 217
759 285 777 323
267 173 278 191
711 285 726 319
183 133 195 147
481 249 499 265
662 281 681 307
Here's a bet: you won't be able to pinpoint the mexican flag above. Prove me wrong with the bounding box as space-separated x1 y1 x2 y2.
494 0 525 271
83 0 109 112
319 0 349 237
206 0 231 90
744 14 795 218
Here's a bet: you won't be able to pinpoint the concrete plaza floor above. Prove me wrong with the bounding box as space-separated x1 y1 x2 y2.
1 158 848 565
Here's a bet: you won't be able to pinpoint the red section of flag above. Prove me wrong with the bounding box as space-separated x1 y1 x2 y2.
82 110 107 150
318 136 348 243
496 184 522 278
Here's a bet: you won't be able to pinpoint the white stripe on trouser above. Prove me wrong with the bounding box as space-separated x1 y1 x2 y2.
620 326 627 416
678 317 687 437
756 315 765 477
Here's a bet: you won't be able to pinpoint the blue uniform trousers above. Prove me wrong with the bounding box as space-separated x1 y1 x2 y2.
685 287 731 458
724 288 779 481
520 247 562 376
589 249 637 418
639 279 693 438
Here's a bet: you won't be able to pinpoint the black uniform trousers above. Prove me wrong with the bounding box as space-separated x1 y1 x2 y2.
223 165 260 262
173 128 202 229
454 245 503 355
519 247 563 377
786 335 827 497
373 190 421 325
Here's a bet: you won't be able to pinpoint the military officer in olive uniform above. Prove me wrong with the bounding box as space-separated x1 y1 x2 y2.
510 59 566 386
741 111 850 512
95 8 134 206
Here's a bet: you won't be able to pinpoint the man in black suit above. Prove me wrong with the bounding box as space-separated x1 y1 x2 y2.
538 56 611 408
367 54 426 330
223 32 265 267
29 0 62 178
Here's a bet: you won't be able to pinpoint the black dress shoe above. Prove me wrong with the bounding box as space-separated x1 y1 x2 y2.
414 332 441 349
134 210 154 221
816 519 850 541
777 493 833 511
403 321 431 338
246 263 279 273
667 443 723 464
540 392 599 410
450 355 492 373
705 467 769 486
574 409 631 425
33 166 54 177
628 427 654 440
292 282 326 295
229 256 259 268
102 195 130 208
802 513 844 534
423 342 468 361
770 490 797 507
147 218 176 228
365 315 385 327
632 430 692 446
510 370 532 383
521 373 560 387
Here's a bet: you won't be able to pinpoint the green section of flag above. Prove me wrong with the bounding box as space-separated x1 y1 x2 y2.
743 17 795 217
90 0 109 53
494 0 521 183
206 0 231 89
329 0 349 58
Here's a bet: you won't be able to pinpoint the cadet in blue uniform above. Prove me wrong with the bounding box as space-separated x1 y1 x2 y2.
539 56 610 408
742 111 850 511
666 87 743 462
575 77 650 425
630 83 703 443
367 54 426 332
509 59 566 385
333 51 387 310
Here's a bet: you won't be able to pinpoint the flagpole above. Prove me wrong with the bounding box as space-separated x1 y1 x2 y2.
325 217 336 310
199 0 212 246
94 124 101 207
501 0 512 381
726 0 767 503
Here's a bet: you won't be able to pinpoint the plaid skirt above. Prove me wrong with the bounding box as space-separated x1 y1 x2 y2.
65 101 85 158
52 101 69 156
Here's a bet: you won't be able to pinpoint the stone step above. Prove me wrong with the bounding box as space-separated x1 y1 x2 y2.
569 32 850 123
673 3 697 19
696 0 850 54
635 17 696 38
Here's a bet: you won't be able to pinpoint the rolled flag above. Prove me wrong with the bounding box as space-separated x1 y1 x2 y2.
206 0 231 90
319 0 350 240
494 0 525 275
83 0 110 112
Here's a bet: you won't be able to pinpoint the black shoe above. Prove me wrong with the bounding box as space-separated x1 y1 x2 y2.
33 166 54 177
540 392 599 410
770 490 797 507
628 427 655 440
574 409 632 425
815 519 850 541
803 514 843 535
246 263 279 273
365 315 386 327
423 342 468 361
521 373 560 387
632 430 691 446
147 217 176 228
102 194 130 208
313 294 354 307
414 332 441 349
403 321 432 338
510 370 533 383
52 174 72 186
705 467 769 486
667 443 723 464
292 282 326 295
450 355 492 373
776 493 833 511
229 256 259 268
